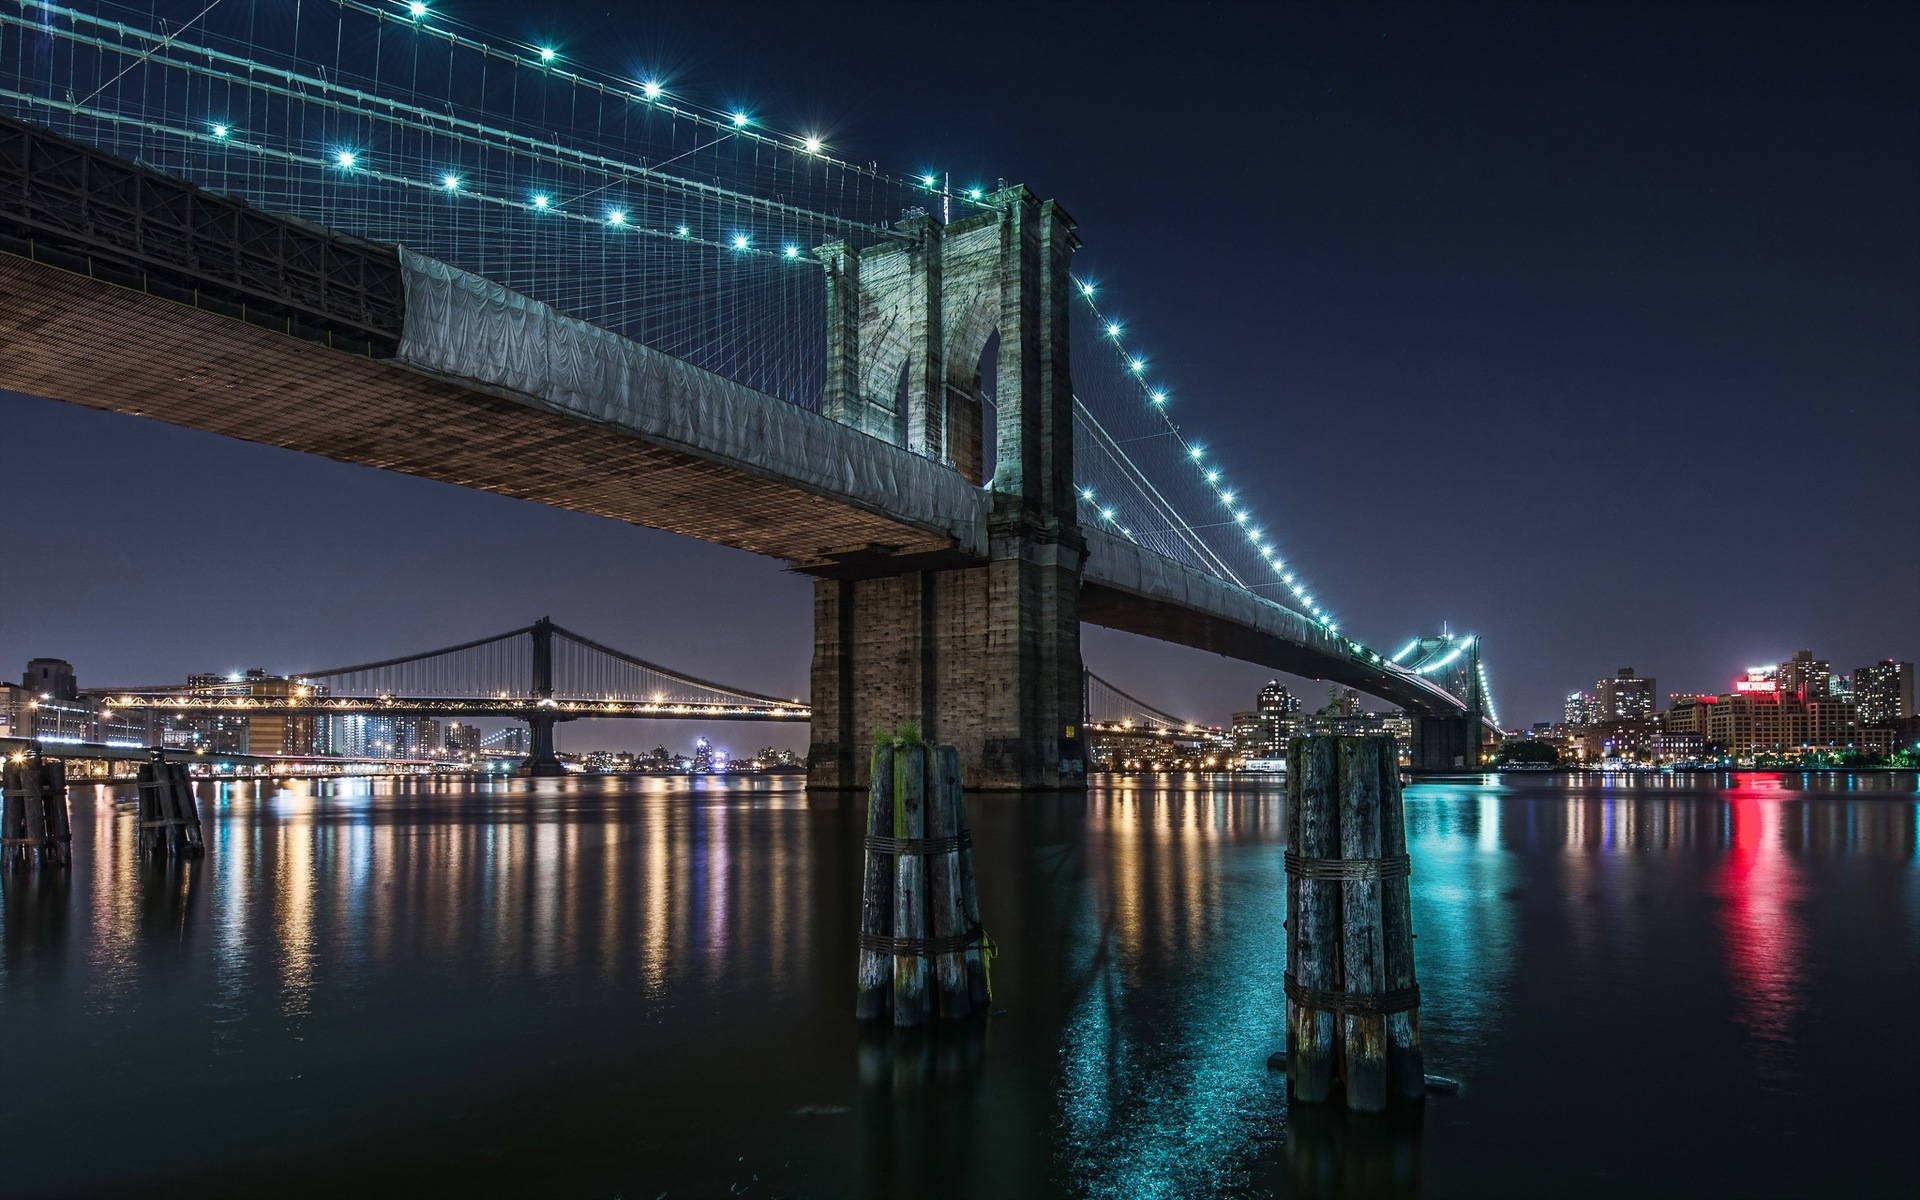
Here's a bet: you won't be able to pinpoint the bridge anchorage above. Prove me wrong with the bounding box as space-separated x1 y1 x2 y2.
97 619 808 778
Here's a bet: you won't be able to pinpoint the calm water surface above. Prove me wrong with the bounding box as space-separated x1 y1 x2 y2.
2 772 1917 1198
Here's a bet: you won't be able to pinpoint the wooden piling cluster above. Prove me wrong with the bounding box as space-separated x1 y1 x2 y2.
1285 735 1424 1112
1 756 72 870
134 757 204 859
856 741 990 1025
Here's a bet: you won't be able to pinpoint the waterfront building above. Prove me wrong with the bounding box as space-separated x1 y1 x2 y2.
1853 660 1915 726
444 722 481 754
1230 711 1262 758
1256 681 1298 756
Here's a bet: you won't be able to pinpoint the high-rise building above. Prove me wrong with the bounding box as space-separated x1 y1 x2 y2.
444 722 481 754
1256 681 1298 756
1564 691 1598 727
1775 651 1831 702
1853 661 1915 726
1230 711 1262 758
1595 669 1655 723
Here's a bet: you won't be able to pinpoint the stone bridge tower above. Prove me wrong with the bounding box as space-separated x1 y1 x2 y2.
805 186 1086 791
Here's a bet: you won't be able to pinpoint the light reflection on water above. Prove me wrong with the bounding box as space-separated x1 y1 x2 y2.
0 771 1915 1198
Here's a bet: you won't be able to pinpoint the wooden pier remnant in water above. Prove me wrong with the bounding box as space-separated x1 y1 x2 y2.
856 738 990 1026
134 756 205 859
1 756 72 870
1284 735 1424 1112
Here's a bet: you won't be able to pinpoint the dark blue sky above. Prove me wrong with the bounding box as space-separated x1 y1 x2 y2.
4 0 1915 749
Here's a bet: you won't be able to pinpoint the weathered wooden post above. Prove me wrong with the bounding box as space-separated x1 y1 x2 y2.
2 756 71 871
1375 744 1426 1100
856 743 897 1019
1284 735 1423 1112
855 736 989 1025
1286 737 1341 1103
135 754 205 860
926 745 972 1019
1338 739 1389 1112
891 741 931 1026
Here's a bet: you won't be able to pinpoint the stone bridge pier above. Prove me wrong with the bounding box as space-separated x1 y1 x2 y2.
1408 716 1481 773
805 188 1087 791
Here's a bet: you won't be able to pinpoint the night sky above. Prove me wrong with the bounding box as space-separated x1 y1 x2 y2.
4 0 1915 751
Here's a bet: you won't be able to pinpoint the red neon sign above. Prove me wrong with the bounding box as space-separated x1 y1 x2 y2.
1734 679 1776 693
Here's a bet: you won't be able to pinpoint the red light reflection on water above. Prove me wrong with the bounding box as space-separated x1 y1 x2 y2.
1712 777 1803 1079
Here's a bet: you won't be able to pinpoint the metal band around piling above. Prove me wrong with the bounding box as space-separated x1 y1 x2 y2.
1284 975 1422 1017
864 831 972 857
858 926 986 957
1284 851 1410 882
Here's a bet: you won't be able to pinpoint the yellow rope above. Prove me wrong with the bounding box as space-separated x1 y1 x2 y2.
979 930 999 1002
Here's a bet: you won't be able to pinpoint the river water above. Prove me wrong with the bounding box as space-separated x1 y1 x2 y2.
1 771 1916 1198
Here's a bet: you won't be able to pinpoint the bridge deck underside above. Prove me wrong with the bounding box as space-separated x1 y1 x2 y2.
0 254 952 563
1079 529 1466 718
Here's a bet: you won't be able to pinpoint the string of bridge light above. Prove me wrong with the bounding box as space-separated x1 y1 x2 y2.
1069 274 1338 634
330 0 999 213
1388 634 1500 724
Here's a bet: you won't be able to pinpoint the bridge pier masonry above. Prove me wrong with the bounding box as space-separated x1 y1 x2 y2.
804 188 1088 793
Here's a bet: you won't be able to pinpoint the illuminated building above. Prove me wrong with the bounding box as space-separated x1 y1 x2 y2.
1256 681 1298 756
1563 691 1597 727
186 669 325 754
444 722 481 753
1852 660 1914 726
1230 711 1262 757
1595 668 1655 722
1775 651 1830 702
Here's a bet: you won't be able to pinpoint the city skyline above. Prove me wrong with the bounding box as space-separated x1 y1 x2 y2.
4 0 1914 745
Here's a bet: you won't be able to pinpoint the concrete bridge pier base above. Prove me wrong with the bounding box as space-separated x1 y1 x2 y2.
805 543 1086 793
519 711 566 777
1408 716 1480 773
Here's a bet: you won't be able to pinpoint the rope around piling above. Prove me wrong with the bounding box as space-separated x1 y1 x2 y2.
1284 851 1410 881
863 832 972 857
858 926 986 956
1284 975 1422 1016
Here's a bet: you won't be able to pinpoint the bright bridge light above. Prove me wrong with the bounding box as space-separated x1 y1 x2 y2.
532 193 549 209
1150 391 1167 404
441 173 460 190
732 233 751 249
334 150 357 168
731 111 751 127
1220 490 1235 503
539 46 556 63
408 2 426 17
802 135 823 153
607 209 626 224
784 245 799 258
676 225 689 237
1128 358 1145 373
1188 446 1203 460
1100 507 1116 521
1080 281 1095 296
967 187 983 200
922 173 938 187
211 123 228 138
1106 322 1122 338
1080 488 1095 501
642 81 663 99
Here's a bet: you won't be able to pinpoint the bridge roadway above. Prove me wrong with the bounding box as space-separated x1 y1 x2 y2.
0 113 1474 729
95 695 811 722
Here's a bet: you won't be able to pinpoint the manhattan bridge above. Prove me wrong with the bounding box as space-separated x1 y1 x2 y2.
0 0 1499 782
